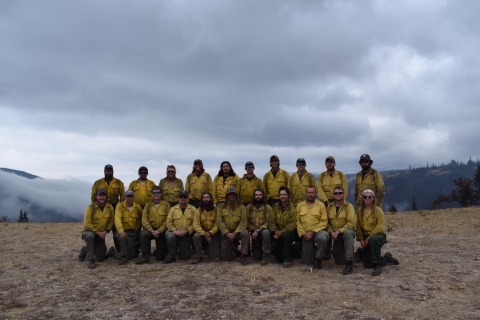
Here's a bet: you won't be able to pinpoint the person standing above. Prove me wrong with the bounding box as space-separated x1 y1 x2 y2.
355 154 386 208
263 155 290 207
128 166 156 209
185 159 213 208
318 156 348 207
212 161 240 206
159 165 184 207
237 161 264 206
289 158 317 207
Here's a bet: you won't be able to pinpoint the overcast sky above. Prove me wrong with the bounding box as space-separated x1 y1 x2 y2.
1 0 479 185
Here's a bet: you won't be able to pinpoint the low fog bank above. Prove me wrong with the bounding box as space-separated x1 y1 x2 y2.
0 171 90 222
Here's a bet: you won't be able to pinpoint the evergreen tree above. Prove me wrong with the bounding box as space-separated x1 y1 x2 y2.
412 196 418 211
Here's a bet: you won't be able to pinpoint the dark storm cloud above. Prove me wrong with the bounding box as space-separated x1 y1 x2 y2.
0 0 479 179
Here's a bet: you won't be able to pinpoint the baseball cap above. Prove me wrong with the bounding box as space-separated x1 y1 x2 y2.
296 158 306 165
96 188 107 195
226 187 237 194
104 164 113 170
194 159 202 164
325 156 335 162
270 155 279 161
138 166 148 172
125 190 134 196
245 161 254 167
179 190 189 197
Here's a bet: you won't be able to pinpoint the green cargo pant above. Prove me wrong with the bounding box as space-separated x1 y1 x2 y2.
113 230 137 260
301 230 330 265
272 231 299 263
361 233 387 268
81 231 107 262
193 232 221 260
332 228 356 265
165 231 193 260
251 229 272 260
139 230 167 261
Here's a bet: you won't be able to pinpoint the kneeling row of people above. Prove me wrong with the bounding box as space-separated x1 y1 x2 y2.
80 185 399 276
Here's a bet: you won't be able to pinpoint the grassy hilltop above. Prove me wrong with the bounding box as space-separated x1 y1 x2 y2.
1 207 479 319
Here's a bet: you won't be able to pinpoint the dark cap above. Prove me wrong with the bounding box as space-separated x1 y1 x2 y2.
325 156 335 162
226 186 237 194
96 188 107 195
138 166 148 172
359 154 372 163
194 159 203 164
245 161 254 167
104 164 113 170
125 190 135 197
179 190 189 197
296 158 306 165
270 155 279 161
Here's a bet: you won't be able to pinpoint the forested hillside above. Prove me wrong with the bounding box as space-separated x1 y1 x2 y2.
345 159 479 211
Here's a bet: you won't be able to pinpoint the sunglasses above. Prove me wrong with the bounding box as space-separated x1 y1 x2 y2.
363 195 373 199
152 191 161 195
245 165 254 169
333 192 344 195
296 163 305 166
139 171 148 174
360 160 370 164
167 170 175 173
179 195 188 199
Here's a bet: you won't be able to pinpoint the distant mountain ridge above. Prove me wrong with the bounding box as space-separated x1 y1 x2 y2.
0 168 41 180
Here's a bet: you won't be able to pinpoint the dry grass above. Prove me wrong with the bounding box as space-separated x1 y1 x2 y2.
1 207 480 319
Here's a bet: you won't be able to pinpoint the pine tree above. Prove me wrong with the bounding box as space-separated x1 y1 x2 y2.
412 196 418 211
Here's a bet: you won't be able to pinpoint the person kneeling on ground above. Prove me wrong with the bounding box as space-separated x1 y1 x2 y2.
247 188 273 265
192 192 221 264
327 185 356 275
165 190 196 263
356 189 399 276
114 190 143 265
136 186 170 264
216 187 250 265
270 186 299 268
79 188 115 269
296 186 330 270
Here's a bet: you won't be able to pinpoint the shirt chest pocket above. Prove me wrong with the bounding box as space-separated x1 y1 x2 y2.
299 210 308 223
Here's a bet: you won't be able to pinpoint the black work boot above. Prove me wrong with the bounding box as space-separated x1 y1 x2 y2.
104 246 115 259
261 254 269 266
384 252 399 265
239 254 248 266
163 256 176 264
314 259 322 270
119 257 128 265
372 264 382 276
87 260 96 269
135 254 150 265
342 261 353 275
191 256 203 264
78 246 87 262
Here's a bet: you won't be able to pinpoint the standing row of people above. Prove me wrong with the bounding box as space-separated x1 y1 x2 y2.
90 154 386 212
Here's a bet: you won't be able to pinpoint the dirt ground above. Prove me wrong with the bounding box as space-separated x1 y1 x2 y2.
1 207 479 320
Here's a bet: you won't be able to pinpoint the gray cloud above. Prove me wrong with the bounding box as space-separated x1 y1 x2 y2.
0 0 479 181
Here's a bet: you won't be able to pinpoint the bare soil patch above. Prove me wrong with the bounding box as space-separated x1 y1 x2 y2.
1 208 480 319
